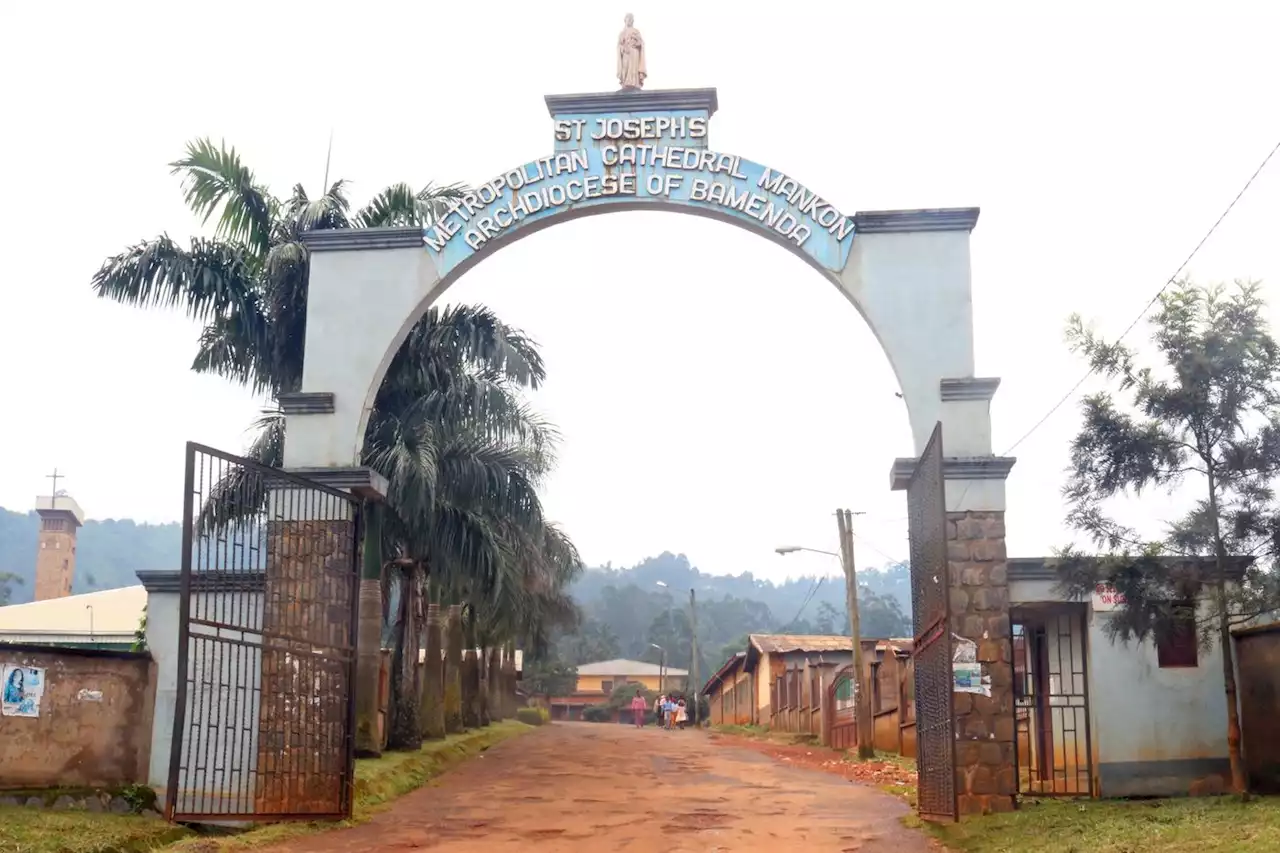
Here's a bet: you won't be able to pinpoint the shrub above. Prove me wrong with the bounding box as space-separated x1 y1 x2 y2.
516 707 546 726
582 705 613 723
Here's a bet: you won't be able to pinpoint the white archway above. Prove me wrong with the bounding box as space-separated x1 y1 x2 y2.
279 87 1012 510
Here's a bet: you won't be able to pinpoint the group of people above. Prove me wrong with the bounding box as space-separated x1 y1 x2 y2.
629 690 688 730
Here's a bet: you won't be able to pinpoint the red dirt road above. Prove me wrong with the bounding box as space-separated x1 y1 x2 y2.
260 722 934 852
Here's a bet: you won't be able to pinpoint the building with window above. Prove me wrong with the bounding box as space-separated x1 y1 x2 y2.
545 659 688 722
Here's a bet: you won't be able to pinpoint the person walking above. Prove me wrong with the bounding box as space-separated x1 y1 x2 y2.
630 690 647 728
663 696 676 730
675 698 688 730
654 693 665 727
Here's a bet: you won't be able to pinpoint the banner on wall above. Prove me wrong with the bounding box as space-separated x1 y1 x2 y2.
2 664 45 717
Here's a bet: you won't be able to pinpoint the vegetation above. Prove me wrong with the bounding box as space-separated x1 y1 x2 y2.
917 796 1280 853
515 707 548 726
0 807 185 853
90 139 581 757
1056 280 1280 792
0 510 180 602
527 551 912 690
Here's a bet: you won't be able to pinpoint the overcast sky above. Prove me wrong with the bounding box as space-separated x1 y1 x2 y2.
3 2 1279 582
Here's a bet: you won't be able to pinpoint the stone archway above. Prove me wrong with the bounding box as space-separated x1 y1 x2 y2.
278 85 1018 816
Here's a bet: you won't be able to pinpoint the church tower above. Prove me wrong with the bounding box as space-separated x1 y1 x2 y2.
33 470 83 601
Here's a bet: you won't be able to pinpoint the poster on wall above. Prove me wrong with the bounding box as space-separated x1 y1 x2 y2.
2 664 45 717
951 635 992 697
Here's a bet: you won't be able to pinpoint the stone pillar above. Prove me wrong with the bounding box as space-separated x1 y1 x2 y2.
256 514 356 815
948 510 1015 815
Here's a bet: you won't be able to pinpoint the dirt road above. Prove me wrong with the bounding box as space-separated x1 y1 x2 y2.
263 723 934 852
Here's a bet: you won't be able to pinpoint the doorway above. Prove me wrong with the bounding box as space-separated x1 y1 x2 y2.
1012 606 1093 796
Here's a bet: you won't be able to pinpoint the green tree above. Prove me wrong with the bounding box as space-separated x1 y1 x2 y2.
91 139 580 753
0 572 21 606
813 600 840 634
522 658 579 698
1056 280 1280 795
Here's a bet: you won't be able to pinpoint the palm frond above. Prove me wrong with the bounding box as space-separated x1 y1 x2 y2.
170 138 276 256
354 182 468 228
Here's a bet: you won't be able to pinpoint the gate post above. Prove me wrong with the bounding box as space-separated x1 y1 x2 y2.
947 508 1016 814
895 416 1017 817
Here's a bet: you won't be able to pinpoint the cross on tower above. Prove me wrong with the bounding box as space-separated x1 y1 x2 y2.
47 468 65 505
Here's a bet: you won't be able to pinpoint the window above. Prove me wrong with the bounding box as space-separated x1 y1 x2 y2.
600 680 613 694
1157 600 1199 668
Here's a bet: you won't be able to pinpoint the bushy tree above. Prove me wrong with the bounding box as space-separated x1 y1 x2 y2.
1056 280 1280 794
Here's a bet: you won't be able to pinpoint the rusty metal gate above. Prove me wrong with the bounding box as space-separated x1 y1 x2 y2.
168 442 362 823
907 423 958 822
826 664 858 750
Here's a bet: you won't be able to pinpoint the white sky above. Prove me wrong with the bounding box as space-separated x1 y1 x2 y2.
2 1 1280 582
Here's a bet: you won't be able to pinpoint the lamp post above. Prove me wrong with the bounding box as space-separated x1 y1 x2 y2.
85 605 95 644
656 581 700 726
649 643 666 694
776 507 874 759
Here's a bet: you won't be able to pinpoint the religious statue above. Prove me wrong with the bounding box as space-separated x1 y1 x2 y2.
617 13 646 90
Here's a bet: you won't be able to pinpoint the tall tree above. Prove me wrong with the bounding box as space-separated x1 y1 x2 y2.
91 139 579 753
1056 280 1280 795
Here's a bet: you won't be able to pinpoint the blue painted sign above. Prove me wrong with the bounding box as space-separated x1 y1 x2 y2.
422 108 855 278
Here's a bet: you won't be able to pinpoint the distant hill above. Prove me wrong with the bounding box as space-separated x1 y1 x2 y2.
0 508 182 603
551 551 913 681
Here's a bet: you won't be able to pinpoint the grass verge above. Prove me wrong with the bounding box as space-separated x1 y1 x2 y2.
0 809 188 853
914 795 1280 853
165 720 532 852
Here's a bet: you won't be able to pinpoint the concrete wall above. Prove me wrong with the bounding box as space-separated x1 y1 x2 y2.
145 586 263 813
1089 602 1230 797
573 673 669 694
0 645 153 788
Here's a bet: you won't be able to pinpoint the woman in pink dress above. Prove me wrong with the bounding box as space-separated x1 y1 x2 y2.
630 690 647 728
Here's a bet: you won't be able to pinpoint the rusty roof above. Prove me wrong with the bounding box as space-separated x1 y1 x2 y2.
747 634 913 656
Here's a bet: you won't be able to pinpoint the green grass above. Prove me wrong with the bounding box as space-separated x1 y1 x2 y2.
0 809 187 853
915 796 1280 853
165 720 532 851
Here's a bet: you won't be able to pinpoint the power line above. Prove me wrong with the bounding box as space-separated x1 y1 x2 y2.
779 576 824 632
999 135 1280 457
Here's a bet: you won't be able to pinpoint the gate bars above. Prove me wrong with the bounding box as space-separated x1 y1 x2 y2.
168 442 362 822
907 423 958 822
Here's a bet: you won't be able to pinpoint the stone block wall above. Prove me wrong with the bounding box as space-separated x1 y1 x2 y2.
947 510 1016 815
256 518 356 816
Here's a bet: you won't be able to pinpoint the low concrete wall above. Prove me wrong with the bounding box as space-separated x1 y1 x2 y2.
0 644 154 788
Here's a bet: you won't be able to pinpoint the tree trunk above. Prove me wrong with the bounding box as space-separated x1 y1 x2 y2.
421 603 447 739
444 605 464 733
487 647 504 720
476 643 491 727
460 612 480 729
387 571 423 750
354 503 384 758
1206 466 1248 795
502 639 518 717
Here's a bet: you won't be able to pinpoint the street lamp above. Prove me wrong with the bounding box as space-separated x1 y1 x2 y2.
775 508 874 759
85 605 95 643
655 581 701 726
649 642 666 694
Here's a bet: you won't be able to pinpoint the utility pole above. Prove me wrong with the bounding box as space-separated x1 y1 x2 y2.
837 508 875 759
689 587 700 727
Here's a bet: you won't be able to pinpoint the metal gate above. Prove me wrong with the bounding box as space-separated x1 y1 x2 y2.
1012 608 1093 796
168 442 362 822
826 665 858 750
907 423 958 822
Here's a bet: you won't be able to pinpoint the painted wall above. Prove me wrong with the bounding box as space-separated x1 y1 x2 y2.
572 673 669 694
146 588 263 814
0 645 153 788
1088 602 1230 796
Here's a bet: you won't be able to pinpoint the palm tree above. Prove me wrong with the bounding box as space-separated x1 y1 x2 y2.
91 139 579 754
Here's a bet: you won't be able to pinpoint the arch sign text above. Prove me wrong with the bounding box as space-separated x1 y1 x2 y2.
421 88 856 279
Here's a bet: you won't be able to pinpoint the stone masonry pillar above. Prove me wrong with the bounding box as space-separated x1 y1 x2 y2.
892 377 1016 817
947 509 1015 815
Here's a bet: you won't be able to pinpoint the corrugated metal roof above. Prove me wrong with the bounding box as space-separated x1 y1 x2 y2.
749 633 855 654
0 585 146 638
748 634 913 655
576 658 689 677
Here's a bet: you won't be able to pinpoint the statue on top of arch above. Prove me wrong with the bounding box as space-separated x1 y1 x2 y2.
617 13 646 90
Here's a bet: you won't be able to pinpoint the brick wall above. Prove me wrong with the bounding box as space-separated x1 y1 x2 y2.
0 645 153 788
